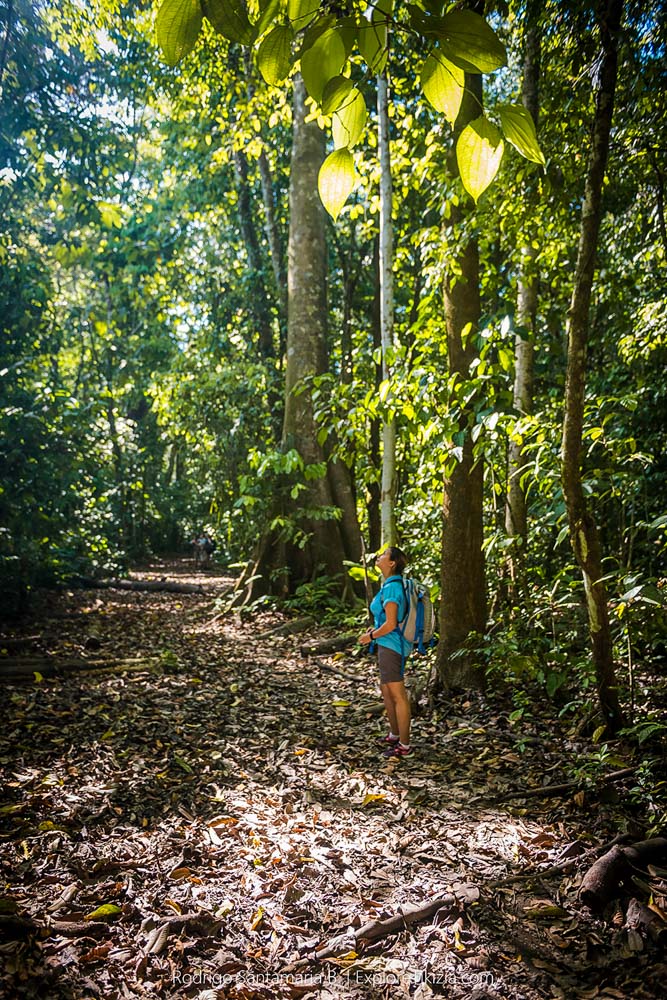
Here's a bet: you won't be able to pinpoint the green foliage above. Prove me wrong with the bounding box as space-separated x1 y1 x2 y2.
203 0 255 45
571 743 631 785
621 716 667 747
456 116 505 202
498 104 546 166
156 0 203 66
318 147 357 220
283 574 362 624
420 51 464 122
332 87 367 149
1 0 665 821
427 9 507 75
627 760 667 838
301 27 347 102
153 0 542 211
257 24 294 84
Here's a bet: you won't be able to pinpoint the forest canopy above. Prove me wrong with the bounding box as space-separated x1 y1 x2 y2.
1 0 666 721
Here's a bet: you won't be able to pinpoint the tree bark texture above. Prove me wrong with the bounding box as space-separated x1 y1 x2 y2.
560 0 625 732
250 77 357 598
505 13 540 587
377 72 398 547
436 72 487 692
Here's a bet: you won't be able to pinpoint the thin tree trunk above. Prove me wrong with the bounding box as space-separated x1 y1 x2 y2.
232 148 275 360
505 12 540 592
436 71 487 692
330 223 360 385
561 0 625 733
258 147 288 349
377 72 398 546
327 455 362 564
367 236 382 552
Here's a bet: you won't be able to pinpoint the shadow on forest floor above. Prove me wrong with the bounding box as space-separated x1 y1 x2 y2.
1 558 666 1000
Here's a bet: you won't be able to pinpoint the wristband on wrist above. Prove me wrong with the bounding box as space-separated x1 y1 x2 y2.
370 629 375 640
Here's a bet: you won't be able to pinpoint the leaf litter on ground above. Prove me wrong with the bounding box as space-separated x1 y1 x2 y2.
0 558 665 999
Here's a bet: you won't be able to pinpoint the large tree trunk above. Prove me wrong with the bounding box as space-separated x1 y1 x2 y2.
561 0 625 733
248 77 358 599
435 72 487 692
377 71 398 546
505 10 540 594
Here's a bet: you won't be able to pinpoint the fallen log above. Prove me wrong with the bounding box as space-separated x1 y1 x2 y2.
257 618 314 639
0 635 42 651
0 914 111 939
0 656 160 679
73 577 211 595
579 837 667 912
300 634 357 657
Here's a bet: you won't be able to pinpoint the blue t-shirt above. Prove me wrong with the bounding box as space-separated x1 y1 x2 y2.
370 575 413 658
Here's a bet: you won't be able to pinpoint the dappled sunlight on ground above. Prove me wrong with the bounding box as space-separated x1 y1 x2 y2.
1 559 664 999
128 555 236 590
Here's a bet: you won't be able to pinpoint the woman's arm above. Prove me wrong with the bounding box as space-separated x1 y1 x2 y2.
359 601 398 644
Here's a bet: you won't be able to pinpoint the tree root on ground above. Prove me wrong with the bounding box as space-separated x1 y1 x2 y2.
578 837 667 912
284 885 480 970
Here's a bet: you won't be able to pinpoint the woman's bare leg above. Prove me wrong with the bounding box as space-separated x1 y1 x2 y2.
385 681 411 745
380 683 399 735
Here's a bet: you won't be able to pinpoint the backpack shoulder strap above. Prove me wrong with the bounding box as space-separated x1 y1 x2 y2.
380 575 410 620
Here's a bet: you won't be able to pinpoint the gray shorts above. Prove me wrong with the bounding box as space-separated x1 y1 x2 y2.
378 645 405 684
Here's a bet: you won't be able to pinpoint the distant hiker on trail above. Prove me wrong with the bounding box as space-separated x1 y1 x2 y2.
191 532 216 568
359 546 414 758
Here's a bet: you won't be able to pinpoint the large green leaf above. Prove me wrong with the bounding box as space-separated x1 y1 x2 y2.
156 0 203 67
498 104 545 165
456 115 504 202
332 88 367 149
256 0 282 37
420 51 464 124
358 18 388 73
318 147 356 220
337 15 357 58
287 0 319 30
300 28 346 103
437 10 507 74
257 24 294 85
203 0 255 45
321 75 354 116
299 13 336 53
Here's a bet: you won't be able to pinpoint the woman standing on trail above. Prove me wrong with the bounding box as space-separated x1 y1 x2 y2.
359 546 413 758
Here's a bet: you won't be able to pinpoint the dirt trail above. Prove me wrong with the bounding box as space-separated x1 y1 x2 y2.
1 559 664 999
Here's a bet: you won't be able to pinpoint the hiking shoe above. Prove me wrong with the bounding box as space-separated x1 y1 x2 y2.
377 734 400 747
384 743 413 758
